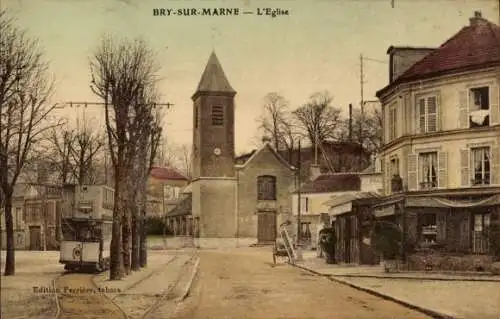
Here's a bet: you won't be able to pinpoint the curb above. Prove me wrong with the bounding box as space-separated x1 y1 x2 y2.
178 256 200 301
336 273 500 282
292 263 459 319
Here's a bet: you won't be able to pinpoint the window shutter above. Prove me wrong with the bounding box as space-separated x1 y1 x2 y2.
436 94 442 131
490 85 499 125
460 148 470 187
438 151 448 188
407 153 418 191
427 96 437 132
384 160 390 195
418 98 425 133
458 90 468 129
491 145 499 185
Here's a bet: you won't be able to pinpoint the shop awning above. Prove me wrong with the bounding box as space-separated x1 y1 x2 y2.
406 194 500 208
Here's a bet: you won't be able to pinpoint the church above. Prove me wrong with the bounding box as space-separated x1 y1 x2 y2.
188 51 297 248
166 51 370 248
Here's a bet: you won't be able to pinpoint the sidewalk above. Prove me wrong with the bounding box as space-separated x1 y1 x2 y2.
294 253 500 319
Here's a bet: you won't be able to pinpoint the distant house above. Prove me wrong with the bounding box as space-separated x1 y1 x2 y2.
238 141 371 181
324 161 383 264
291 171 362 249
148 166 189 217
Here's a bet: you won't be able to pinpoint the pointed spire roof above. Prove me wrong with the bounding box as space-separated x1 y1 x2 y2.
377 12 500 97
193 51 235 97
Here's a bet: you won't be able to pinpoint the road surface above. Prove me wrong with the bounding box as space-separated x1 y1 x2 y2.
172 248 430 319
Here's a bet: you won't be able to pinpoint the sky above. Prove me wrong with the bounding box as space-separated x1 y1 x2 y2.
3 0 499 154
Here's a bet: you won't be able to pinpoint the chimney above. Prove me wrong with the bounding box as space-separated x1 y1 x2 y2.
348 104 353 141
470 11 483 26
309 164 321 181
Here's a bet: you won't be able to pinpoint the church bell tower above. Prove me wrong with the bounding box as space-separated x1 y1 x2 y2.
191 52 238 246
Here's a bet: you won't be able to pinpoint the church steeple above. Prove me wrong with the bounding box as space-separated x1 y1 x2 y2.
192 51 235 100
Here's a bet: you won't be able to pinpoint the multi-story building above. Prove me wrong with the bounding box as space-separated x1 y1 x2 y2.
375 11 500 271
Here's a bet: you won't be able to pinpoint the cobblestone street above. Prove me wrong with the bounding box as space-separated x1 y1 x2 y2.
172 248 430 319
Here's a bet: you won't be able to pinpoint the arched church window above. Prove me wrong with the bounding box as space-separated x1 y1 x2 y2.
257 175 276 200
211 105 224 125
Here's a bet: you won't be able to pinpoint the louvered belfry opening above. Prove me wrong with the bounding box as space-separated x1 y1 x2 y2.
211 105 224 125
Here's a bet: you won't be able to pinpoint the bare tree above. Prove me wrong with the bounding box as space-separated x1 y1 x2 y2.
293 91 342 146
0 10 62 275
257 92 300 162
47 118 105 186
70 120 105 185
47 126 76 185
258 93 288 150
90 35 161 280
339 105 382 155
153 134 175 168
176 144 192 181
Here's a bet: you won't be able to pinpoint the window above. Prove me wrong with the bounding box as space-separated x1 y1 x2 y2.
418 96 437 133
257 175 276 200
211 105 224 126
388 106 397 140
195 107 199 128
390 157 400 177
300 197 309 213
419 212 437 245
471 147 490 185
15 208 21 229
419 152 438 189
472 212 490 253
300 222 312 241
469 87 490 127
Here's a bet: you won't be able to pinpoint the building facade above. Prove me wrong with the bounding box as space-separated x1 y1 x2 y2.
375 12 500 271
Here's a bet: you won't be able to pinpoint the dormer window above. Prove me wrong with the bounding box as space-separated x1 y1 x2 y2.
211 105 224 126
469 87 490 127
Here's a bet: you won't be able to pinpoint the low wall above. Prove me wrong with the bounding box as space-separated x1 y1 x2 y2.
407 252 494 272
149 236 257 250
195 237 257 249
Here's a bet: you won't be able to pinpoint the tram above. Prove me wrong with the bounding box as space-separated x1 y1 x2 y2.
59 185 114 272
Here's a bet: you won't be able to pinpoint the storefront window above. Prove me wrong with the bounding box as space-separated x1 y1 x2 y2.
419 212 437 245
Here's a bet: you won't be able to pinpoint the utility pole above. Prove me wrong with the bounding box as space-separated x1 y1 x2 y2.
314 126 318 166
359 54 366 169
296 140 302 246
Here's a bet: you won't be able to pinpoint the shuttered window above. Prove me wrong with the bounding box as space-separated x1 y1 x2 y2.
471 147 490 185
409 151 447 191
418 152 438 189
418 96 438 133
211 105 224 126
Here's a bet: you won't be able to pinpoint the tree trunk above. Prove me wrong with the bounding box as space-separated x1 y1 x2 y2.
131 203 140 271
3 193 15 276
139 205 147 268
122 190 132 275
110 170 124 281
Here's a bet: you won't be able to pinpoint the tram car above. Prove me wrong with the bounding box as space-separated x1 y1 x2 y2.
59 185 114 272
